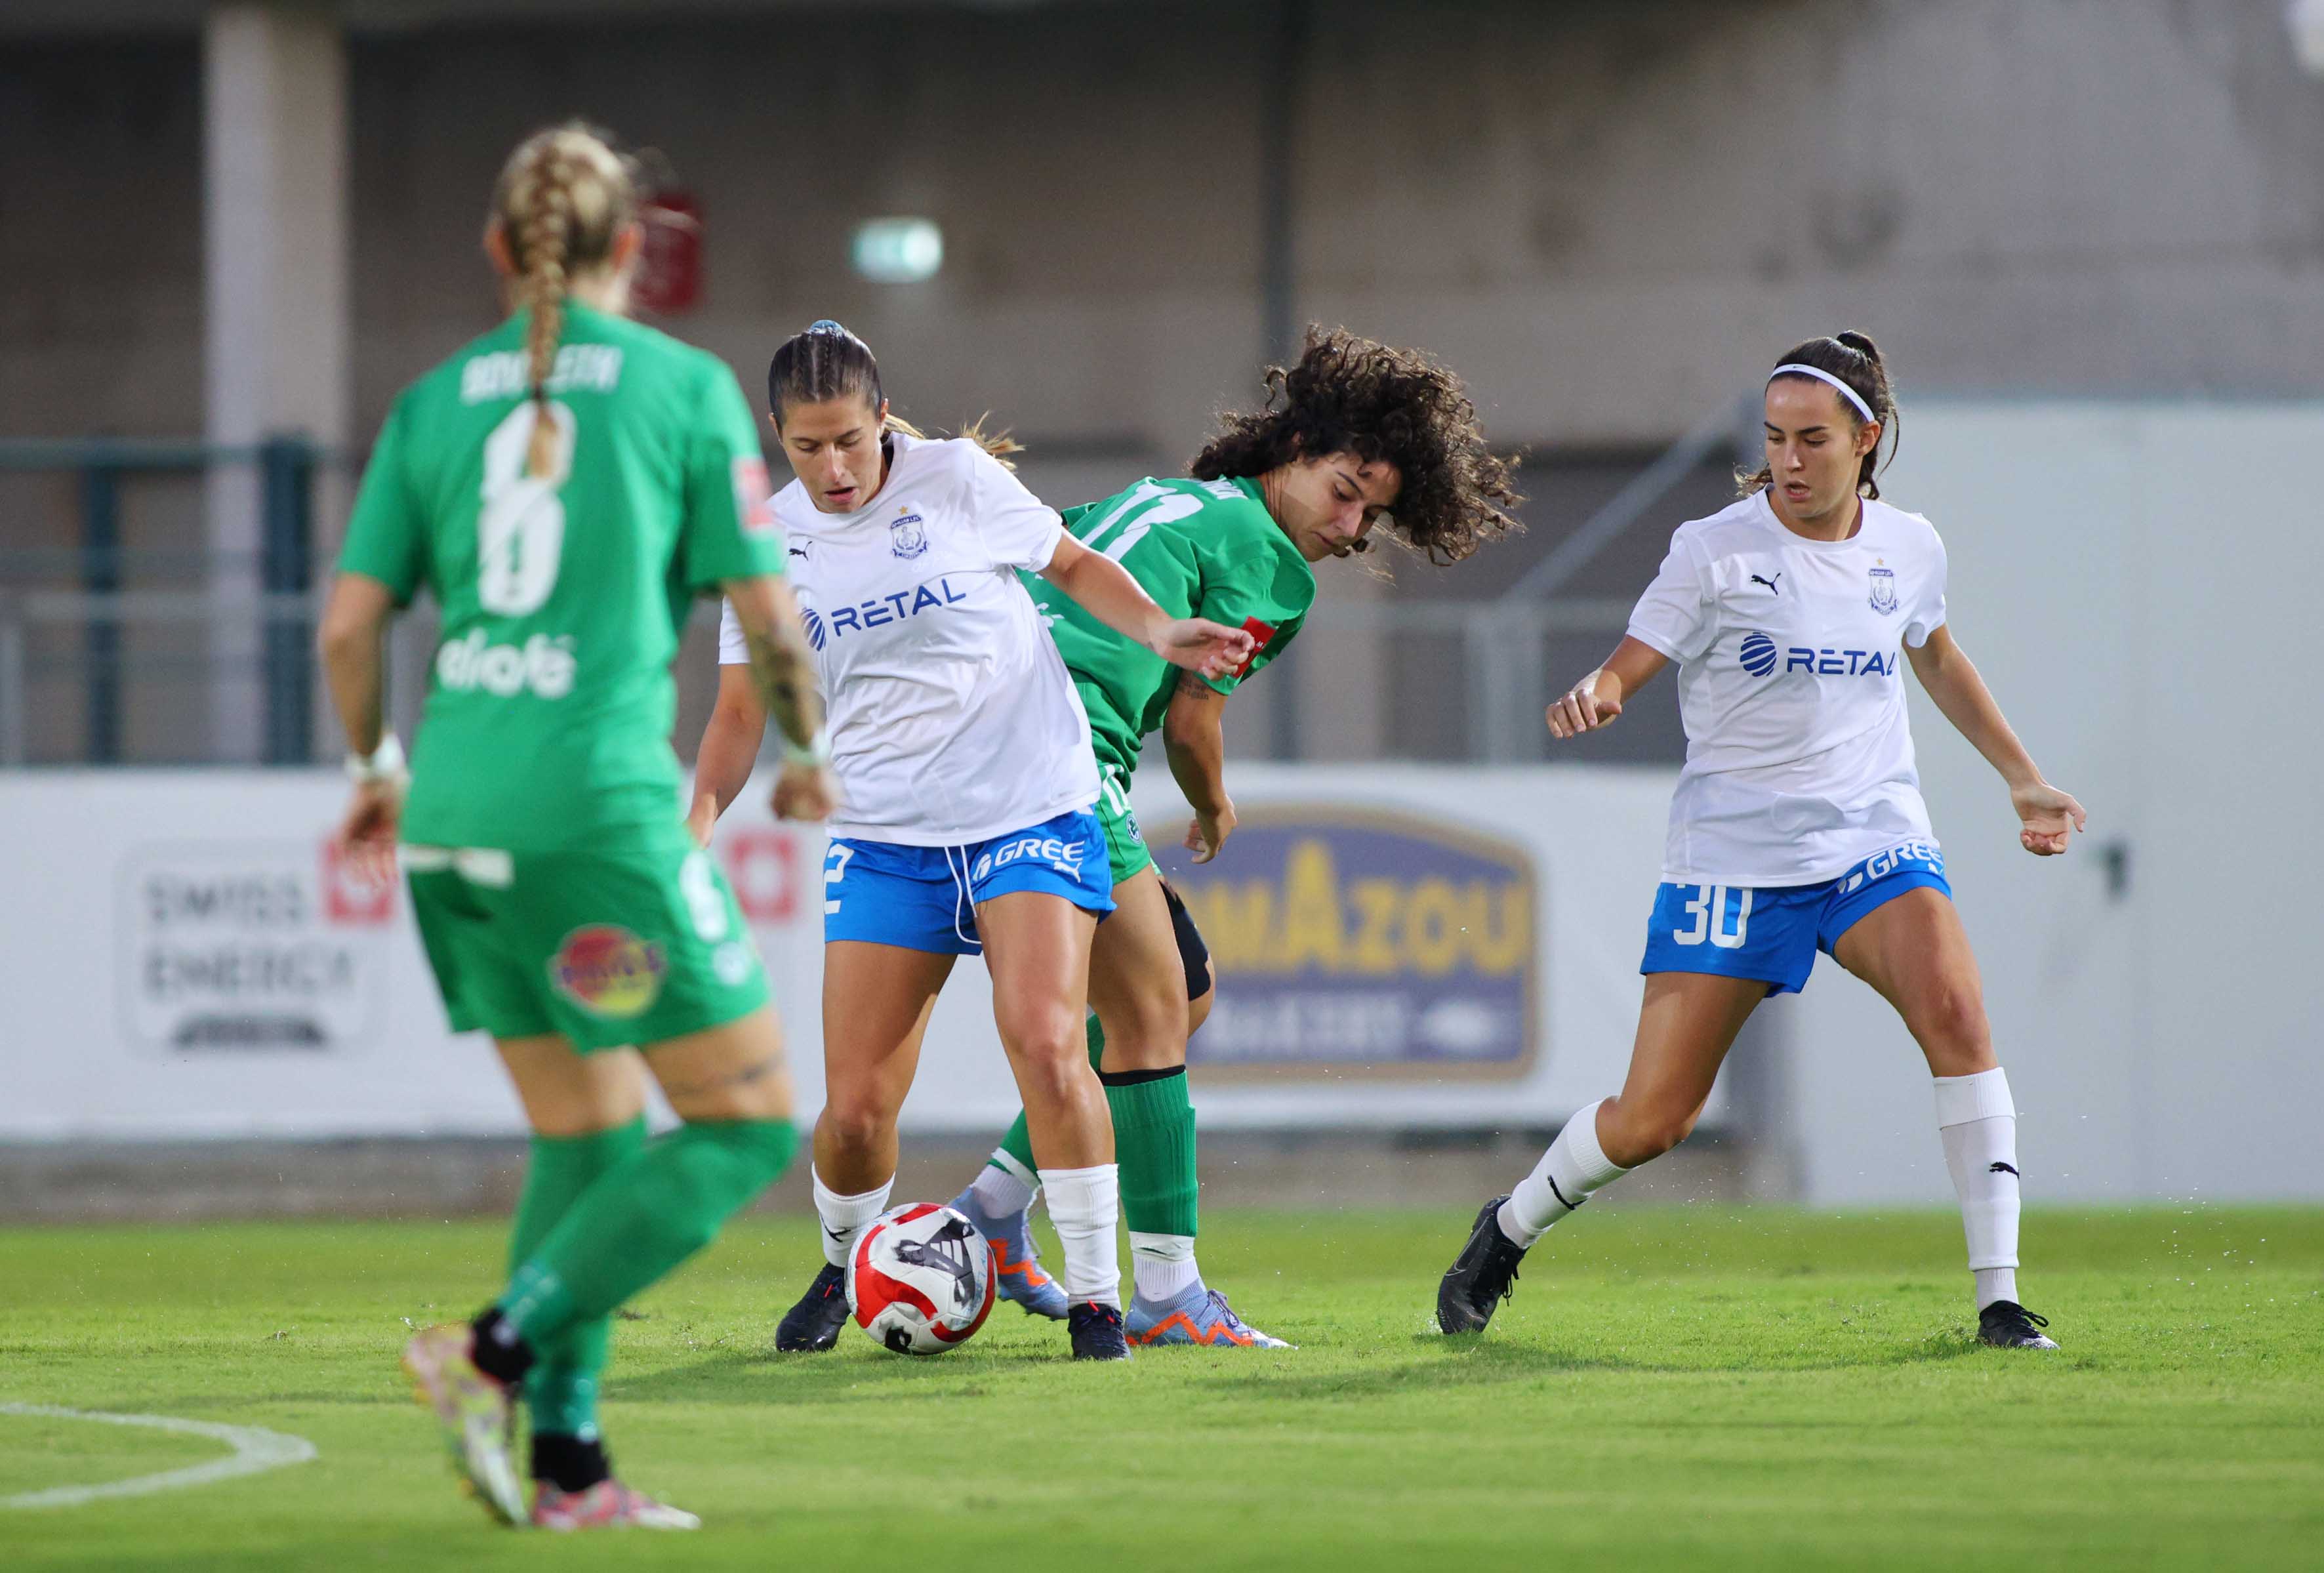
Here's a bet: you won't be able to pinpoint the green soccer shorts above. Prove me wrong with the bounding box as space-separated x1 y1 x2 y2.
403 818 769 1052
1095 760 1153 888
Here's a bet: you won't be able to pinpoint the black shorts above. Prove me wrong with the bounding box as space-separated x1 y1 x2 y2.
1158 875 1213 1002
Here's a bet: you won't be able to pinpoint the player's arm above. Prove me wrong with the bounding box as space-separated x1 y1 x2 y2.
1162 670 1235 863
1547 636 1669 740
1039 534 1254 679
1906 624 2086 856
689 662 769 847
722 573 836 826
317 571 404 878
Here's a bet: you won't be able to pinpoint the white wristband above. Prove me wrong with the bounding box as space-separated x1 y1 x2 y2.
345 731 409 786
781 727 831 769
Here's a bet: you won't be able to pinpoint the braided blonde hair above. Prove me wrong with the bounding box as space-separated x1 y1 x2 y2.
490 123 637 476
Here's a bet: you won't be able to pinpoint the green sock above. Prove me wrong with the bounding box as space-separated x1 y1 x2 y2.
508 1119 647 1443
499 1119 798 1351
1101 1065 1198 1239
993 1016 1109 1175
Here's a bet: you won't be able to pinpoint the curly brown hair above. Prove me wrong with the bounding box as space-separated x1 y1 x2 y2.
1191 327 1523 566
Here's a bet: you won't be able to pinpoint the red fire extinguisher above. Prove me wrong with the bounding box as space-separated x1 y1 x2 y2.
634 191 703 316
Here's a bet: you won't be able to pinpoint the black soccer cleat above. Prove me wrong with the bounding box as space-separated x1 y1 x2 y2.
1067 1301 1132 1361
1436 1195 1529 1335
1977 1299 2059 1349
775 1263 851 1353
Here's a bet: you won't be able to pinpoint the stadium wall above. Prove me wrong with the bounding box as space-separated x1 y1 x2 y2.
1777 400 2324 1205
0 764 1715 1144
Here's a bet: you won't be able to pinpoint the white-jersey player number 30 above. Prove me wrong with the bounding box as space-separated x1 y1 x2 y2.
1673 884 1752 949
476 401 575 616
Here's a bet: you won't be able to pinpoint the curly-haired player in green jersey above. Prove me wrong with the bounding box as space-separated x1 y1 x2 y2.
321 123 831 1531
693 327 1521 1347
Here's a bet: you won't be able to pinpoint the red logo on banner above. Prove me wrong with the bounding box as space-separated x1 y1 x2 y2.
320 841 395 926
724 830 802 924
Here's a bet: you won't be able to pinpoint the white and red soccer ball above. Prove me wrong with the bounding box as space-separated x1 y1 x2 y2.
846 1202 997 1356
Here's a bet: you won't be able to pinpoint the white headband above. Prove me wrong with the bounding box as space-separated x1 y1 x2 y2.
1768 363 1877 424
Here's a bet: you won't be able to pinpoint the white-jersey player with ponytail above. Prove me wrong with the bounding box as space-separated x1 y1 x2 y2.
1437 331 2087 1350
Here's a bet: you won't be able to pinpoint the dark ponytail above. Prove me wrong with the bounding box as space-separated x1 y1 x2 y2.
765 319 1023 468
1740 330 1900 500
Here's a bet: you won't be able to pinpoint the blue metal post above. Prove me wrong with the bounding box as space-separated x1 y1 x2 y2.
260 436 314 764
80 463 121 763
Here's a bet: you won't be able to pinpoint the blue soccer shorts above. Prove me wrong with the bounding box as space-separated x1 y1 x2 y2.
1639 839 1951 995
821 807 1116 955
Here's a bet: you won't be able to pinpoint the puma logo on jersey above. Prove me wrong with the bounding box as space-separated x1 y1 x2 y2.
1751 573 1782 594
1989 1162 2020 1178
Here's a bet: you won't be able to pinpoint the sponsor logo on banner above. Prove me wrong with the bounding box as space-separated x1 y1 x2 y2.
721 829 805 924
118 842 393 1052
1168 808 1538 1080
548 925 668 1019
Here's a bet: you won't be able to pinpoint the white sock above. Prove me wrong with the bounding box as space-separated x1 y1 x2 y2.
1499 1098 1629 1248
1934 1067 2022 1310
1129 1232 1201 1303
812 1169 893 1270
1038 1163 1122 1307
969 1149 1038 1217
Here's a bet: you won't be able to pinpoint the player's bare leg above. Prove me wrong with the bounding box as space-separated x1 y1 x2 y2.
952 870 1186 1321
975 889 1129 1358
1438 973 1763 1334
780 943 953 1351
1834 888 2053 1347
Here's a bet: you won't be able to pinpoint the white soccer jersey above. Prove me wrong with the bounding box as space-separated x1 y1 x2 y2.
719 432 1098 846
1625 489 1949 887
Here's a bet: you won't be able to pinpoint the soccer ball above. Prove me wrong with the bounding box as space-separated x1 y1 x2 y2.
846 1202 997 1355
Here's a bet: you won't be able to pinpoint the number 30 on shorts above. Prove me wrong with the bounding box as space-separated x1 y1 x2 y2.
1673 884 1753 949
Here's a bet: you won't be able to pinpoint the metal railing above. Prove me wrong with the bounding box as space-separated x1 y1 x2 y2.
0 436 336 766
0 415 1742 767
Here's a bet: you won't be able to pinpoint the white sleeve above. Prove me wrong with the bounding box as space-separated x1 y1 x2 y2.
963 445 1065 572
1906 527 1948 647
718 597 748 665
1625 530 1719 664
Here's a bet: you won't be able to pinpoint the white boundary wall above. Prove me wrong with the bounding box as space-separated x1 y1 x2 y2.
1776 401 2324 1204
0 764 1688 1143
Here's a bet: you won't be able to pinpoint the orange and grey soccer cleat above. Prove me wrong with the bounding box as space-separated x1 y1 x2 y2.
531 1479 703 1531
400 1324 526 1526
1128 1284 1294 1349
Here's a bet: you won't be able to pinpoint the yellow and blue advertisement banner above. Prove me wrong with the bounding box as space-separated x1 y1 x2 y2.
1170 809 1536 1078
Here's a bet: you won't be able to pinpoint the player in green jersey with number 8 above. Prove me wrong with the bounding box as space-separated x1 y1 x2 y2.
321 124 831 1532
695 329 1521 1346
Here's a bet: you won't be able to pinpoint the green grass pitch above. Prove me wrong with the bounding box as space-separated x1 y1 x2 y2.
5 1206 2319 1570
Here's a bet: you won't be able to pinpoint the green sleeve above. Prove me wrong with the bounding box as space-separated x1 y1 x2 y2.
338 394 428 606
1191 533 1314 696
680 358 785 590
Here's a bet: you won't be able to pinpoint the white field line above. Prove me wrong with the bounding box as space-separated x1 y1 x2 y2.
0 1402 317 1510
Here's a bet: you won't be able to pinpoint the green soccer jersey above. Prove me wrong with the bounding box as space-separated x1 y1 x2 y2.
340 302 782 851
1025 474 1316 772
